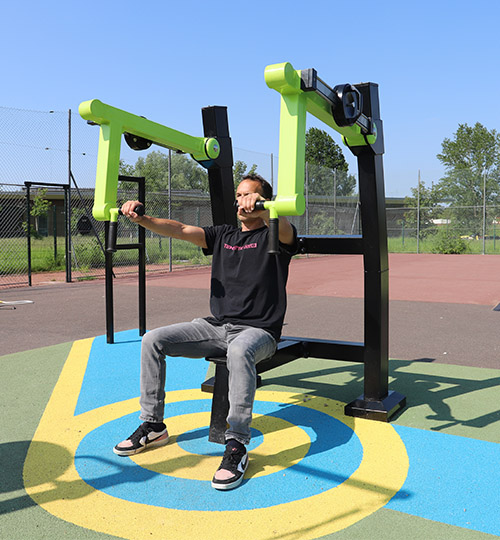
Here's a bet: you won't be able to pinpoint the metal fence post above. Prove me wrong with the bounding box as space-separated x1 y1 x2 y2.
417 170 421 254
333 169 337 233
482 172 487 255
26 182 32 286
64 185 71 282
67 109 72 282
53 204 57 261
168 149 172 272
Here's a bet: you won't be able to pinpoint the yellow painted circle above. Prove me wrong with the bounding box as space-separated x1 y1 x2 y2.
24 339 410 540
131 411 310 480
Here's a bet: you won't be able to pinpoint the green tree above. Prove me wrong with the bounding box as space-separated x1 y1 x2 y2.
119 150 261 198
119 150 262 203
431 228 468 254
305 127 356 196
23 188 50 238
118 159 135 178
305 127 348 171
403 181 444 239
119 151 209 193
310 211 336 235
233 160 258 184
436 122 500 235
169 153 209 192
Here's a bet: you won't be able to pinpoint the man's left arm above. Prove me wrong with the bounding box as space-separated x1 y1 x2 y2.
276 216 295 246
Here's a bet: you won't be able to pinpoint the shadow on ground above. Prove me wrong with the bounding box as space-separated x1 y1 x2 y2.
261 358 500 437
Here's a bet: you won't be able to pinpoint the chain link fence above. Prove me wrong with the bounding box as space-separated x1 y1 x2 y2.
69 187 215 281
0 179 359 288
387 205 500 253
1 105 499 289
0 183 29 286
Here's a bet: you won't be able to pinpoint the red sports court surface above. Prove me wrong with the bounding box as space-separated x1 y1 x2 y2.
143 253 500 307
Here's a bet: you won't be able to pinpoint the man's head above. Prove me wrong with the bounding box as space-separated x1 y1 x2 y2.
240 173 273 200
235 174 273 229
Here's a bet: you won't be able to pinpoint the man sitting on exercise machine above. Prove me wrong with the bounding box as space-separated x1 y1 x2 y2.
113 173 297 490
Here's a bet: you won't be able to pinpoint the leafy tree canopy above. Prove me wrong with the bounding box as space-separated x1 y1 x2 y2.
233 160 258 184
403 180 444 237
404 180 443 208
304 127 355 196
23 188 50 238
436 122 500 206
119 151 258 194
141 151 208 192
305 127 348 171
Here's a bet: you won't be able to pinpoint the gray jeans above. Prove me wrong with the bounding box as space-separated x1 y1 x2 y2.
139 318 277 445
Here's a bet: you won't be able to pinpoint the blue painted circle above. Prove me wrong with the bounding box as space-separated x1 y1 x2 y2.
75 398 362 511
177 426 264 456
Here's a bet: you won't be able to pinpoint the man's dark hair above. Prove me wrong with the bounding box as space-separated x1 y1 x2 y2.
241 173 273 200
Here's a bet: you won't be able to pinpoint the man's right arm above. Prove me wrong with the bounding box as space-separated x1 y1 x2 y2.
121 200 208 249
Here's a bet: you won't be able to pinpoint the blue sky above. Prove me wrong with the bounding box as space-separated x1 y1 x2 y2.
2 0 500 197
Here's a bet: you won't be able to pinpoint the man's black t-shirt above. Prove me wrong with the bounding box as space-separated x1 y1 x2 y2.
202 224 297 340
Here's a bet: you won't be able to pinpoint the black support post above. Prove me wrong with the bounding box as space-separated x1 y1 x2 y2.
208 361 230 444
343 83 406 420
104 222 114 344
104 176 147 344
64 185 71 283
138 179 146 337
201 106 237 227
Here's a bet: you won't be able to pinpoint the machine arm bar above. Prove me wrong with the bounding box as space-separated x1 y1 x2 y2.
257 61 379 253
79 99 221 224
263 62 378 223
300 68 373 135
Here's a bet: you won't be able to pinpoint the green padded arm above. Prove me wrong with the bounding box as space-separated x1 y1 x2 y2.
263 61 377 219
79 99 220 222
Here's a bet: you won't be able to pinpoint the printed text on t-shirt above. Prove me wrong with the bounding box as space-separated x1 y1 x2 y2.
223 242 258 251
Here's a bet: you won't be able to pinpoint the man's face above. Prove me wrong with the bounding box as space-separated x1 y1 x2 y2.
235 180 263 221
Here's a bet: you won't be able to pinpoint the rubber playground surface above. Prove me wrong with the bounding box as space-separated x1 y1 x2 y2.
1 253 500 540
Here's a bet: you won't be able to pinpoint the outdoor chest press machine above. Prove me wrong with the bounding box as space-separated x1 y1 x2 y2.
80 61 406 443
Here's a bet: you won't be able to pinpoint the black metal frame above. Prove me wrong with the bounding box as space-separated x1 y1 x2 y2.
102 106 234 345
201 84 405 443
104 176 146 344
25 181 71 286
201 106 237 228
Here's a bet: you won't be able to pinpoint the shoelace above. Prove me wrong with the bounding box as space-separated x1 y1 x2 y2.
220 447 244 470
128 424 150 444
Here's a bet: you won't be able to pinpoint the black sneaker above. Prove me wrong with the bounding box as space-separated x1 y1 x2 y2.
113 422 169 456
211 440 248 490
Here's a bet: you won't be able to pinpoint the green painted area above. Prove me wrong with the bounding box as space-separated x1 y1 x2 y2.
261 357 500 443
317 509 500 540
0 342 121 540
390 360 500 442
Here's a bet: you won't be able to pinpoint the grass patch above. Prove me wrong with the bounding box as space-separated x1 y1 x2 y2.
3 233 499 279
0 235 210 275
388 235 500 254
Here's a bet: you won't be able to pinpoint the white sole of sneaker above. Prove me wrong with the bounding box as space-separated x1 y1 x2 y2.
211 455 249 490
113 432 169 456
211 473 245 490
